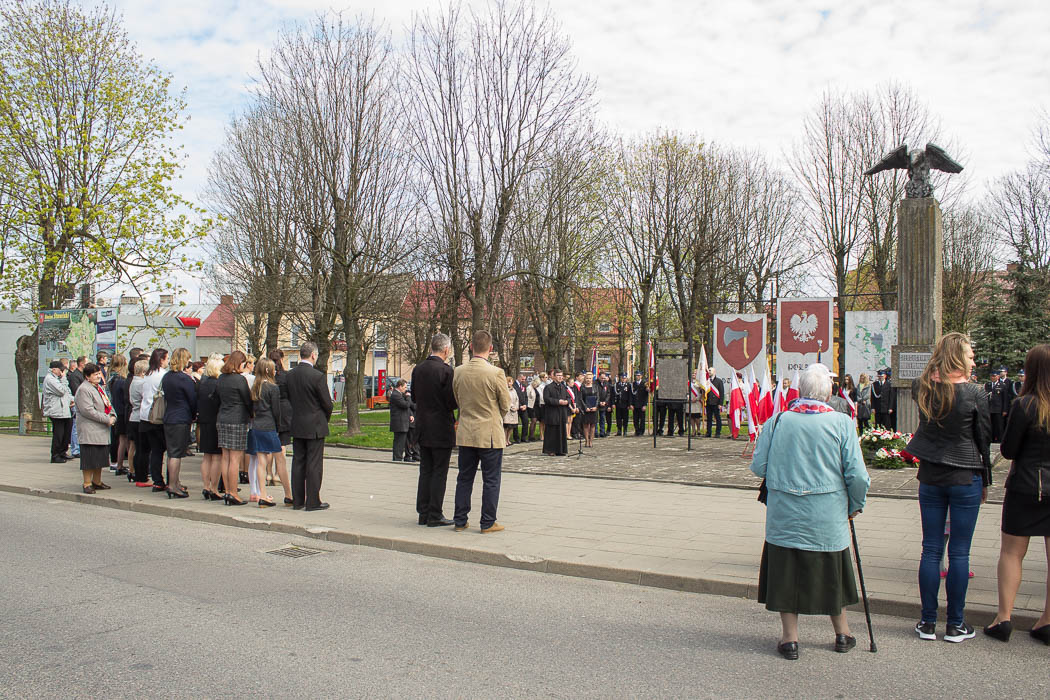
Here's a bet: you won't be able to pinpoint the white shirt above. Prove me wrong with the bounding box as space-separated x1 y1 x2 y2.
140 368 168 418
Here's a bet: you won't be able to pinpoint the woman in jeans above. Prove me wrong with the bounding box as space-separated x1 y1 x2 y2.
905 332 991 643
160 348 197 499
984 344 1050 645
216 350 251 506
246 358 283 508
140 348 169 491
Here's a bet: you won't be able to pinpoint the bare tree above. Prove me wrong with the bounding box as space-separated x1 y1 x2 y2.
988 162 1050 272
404 1 596 339
941 205 996 332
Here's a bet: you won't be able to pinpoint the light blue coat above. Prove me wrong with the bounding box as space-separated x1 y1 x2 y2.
750 411 870 552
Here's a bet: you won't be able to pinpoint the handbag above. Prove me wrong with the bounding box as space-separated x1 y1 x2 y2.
147 387 166 425
757 412 786 504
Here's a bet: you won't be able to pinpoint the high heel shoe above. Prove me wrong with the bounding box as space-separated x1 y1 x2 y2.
983 620 1012 642
284 497 294 506
210 490 224 501
258 498 275 508
126 471 135 483
202 489 210 500
166 486 188 499
1031 625 1050 645
224 493 246 506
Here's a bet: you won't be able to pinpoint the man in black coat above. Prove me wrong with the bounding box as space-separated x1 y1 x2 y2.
883 368 898 431
614 373 631 436
409 333 457 527
512 373 528 442
596 371 611 437
388 379 413 462
986 368 1008 442
871 371 886 427
286 341 333 511
631 372 648 436
705 370 725 437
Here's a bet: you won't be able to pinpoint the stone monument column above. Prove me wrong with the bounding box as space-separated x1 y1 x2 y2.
892 198 943 434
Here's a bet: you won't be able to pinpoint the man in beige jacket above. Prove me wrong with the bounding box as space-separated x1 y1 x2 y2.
452 330 511 533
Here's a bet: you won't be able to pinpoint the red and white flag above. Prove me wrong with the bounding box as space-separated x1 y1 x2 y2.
729 372 746 440
787 369 800 405
746 367 761 434
647 341 656 390
840 387 857 418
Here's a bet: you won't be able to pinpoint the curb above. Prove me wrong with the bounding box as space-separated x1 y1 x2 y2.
1 482 1036 628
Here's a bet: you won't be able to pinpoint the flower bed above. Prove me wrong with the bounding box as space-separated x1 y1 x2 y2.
860 428 917 469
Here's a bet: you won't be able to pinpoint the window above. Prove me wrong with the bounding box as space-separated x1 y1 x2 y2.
374 325 387 350
598 321 612 333
290 324 300 347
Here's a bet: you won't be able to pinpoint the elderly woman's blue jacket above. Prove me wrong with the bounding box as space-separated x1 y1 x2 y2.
750 410 870 552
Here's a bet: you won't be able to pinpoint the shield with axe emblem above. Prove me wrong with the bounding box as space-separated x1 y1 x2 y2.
715 316 765 370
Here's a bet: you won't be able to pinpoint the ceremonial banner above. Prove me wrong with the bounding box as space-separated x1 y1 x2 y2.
713 314 767 380
776 298 833 373
844 311 897 382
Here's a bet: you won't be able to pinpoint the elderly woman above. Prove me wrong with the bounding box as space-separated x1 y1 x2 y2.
750 363 870 660
75 363 117 493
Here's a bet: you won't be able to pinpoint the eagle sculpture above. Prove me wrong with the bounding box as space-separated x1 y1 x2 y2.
864 143 963 199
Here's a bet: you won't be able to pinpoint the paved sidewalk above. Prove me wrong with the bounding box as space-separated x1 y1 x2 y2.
1 434 1046 625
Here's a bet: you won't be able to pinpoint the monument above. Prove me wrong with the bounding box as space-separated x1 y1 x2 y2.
865 143 963 433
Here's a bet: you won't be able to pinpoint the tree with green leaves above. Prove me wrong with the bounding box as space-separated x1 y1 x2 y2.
0 0 210 421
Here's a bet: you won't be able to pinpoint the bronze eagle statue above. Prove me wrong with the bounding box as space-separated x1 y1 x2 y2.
864 143 963 198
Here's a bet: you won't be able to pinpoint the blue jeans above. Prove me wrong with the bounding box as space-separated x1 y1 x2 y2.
454 446 502 529
69 406 80 456
918 473 982 626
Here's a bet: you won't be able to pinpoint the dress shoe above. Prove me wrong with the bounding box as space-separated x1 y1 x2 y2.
454 521 469 531
293 505 305 510
777 641 798 660
92 482 112 490
1031 625 1050 645
284 497 294 506
305 502 330 512
238 472 250 484
480 522 504 534
428 518 454 527
983 620 1012 642
82 485 96 494
51 457 67 463
418 515 428 525
834 634 856 653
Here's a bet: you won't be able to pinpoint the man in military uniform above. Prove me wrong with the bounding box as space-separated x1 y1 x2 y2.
631 371 648 436
614 373 631 436
985 368 1008 442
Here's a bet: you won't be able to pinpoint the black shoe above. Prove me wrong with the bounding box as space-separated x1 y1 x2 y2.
1030 625 1050 645
224 493 246 506
776 641 798 660
166 487 188 499
292 504 305 510
284 497 294 506
944 623 975 643
238 472 249 485
51 456 67 463
983 620 1012 642
61 453 73 460
834 634 856 653
915 621 936 640
305 502 330 512
418 515 428 525
704 433 711 438
427 518 454 527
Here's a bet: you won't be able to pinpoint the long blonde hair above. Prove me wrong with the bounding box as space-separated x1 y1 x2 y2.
251 358 276 402
110 354 128 378
916 332 972 422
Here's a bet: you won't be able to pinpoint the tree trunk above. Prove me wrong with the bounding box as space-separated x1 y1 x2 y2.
343 336 363 436
264 312 283 355
16 331 42 425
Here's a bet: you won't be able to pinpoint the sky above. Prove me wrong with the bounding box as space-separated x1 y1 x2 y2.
106 0 1050 302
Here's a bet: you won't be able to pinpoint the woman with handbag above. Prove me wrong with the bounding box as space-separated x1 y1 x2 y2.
75 363 117 494
856 373 872 433
140 348 169 491
750 363 870 660
905 332 991 644
984 344 1050 645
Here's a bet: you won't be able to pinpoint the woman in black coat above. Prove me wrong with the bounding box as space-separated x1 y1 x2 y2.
196 355 224 501
268 349 294 489
984 344 1050 644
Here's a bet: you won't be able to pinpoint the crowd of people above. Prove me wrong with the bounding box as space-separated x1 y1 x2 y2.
42 342 333 510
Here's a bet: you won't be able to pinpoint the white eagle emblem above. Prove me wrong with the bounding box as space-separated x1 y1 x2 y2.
790 312 818 343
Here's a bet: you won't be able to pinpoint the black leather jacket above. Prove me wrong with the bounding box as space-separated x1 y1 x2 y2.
906 382 992 481
1001 395 1050 499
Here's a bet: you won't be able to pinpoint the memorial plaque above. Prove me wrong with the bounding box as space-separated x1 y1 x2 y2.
891 344 934 387
659 341 688 354
656 357 689 401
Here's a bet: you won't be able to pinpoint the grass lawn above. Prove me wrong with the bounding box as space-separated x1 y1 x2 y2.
327 407 393 449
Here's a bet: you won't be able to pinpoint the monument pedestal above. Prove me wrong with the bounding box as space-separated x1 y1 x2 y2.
892 198 943 435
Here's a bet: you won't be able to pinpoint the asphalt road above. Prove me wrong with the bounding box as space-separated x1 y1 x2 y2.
1 491 1047 699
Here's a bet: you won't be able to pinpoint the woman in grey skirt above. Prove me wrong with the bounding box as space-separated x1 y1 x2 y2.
216 350 251 506
75 363 117 494
750 363 871 660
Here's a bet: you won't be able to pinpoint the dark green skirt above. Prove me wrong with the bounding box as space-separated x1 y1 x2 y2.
758 542 858 615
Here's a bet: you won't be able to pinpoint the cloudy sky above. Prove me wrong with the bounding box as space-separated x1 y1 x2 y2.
108 0 1048 300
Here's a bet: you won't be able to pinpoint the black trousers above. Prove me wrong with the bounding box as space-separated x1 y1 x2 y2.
143 423 166 487
887 410 897 432
875 412 889 429
407 427 418 457
392 431 408 461
654 403 667 434
990 412 1004 443
454 446 502 529
292 437 325 509
705 406 722 436
616 406 630 434
49 417 71 459
130 422 149 482
668 405 685 435
633 407 646 435
417 445 451 522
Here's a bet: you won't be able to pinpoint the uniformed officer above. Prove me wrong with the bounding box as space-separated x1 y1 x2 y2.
985 367 1007 442
631 372 648 436
614 373 631 435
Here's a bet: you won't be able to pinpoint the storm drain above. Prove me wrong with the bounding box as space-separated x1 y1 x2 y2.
266 545 326 559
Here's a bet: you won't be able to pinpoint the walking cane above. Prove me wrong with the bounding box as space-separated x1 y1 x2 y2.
849 517 877 652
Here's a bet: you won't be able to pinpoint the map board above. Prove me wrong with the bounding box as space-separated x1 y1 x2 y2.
844 311 897 382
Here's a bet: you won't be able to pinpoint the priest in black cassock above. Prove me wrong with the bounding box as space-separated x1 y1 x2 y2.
542 368 570 456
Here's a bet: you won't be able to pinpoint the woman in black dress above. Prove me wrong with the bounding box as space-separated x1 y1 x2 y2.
579 373 599 448
984 344 1050 644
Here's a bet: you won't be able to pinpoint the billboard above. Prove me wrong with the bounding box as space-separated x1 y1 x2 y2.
712 314 767 380
845 311 897 382
776 298 834 373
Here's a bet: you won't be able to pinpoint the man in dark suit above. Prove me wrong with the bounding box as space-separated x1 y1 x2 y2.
871 371 886 427
986 368 1007 442
512 373 528 442
631 372 648 436
410 333 457 527
286 341 333 511
705 370 725 437
596 371 611 437
883 368 897 431
388 379 412 462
